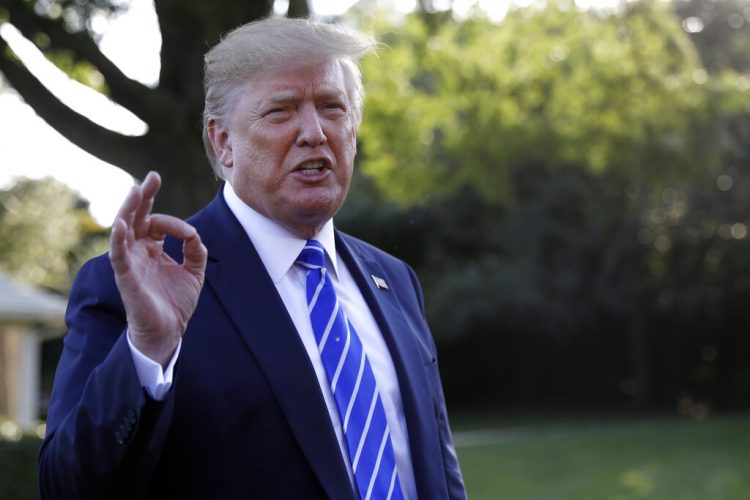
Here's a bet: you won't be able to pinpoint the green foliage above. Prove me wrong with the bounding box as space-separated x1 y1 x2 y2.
44 49 108 92
29 0 122 34
358 1 743 205
346 3 750 411
24 0 118 92
675 0 750 74
0 177 108 293
341 123 750 410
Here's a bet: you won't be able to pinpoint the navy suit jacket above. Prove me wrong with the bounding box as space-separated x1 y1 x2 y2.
39 191 466 499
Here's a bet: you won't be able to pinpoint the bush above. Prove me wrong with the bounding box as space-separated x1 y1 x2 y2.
0 421 40 500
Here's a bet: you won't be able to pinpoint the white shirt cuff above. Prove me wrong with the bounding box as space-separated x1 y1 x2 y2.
126 331 181 400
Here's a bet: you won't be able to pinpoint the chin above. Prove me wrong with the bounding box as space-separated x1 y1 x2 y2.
286 206 337 234
296 193 344 216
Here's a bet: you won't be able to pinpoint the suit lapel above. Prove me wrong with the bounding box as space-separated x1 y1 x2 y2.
194 195 354 500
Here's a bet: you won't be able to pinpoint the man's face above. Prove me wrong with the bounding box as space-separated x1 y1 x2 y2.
210 59 357 238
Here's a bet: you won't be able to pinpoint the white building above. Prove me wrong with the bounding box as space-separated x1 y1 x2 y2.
0 272 66 428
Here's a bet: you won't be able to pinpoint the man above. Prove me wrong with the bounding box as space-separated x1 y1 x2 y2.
39 17 466 500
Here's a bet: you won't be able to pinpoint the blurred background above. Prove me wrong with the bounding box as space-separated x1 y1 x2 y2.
1 0 749 498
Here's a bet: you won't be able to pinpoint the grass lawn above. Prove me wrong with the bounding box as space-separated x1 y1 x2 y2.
453 413 750 500
2 413 748 499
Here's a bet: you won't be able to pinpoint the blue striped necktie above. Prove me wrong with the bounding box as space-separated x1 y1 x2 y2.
296 240 404 500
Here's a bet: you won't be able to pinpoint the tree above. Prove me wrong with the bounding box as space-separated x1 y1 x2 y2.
0 176 108 293
357 1 743 205
674 0 750 74
0 0 309 217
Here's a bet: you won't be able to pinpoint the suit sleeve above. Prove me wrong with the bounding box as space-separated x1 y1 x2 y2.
405 265 468 500
38 255 176 499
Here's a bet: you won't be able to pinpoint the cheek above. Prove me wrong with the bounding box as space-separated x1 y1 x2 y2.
339 127 358 163
235 139 268 171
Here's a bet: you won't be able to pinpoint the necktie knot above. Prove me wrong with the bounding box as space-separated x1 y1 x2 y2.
296 240 326 270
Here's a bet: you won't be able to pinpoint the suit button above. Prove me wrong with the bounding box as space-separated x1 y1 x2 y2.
124 419 133 433
126 409 137 425
115 431 124 445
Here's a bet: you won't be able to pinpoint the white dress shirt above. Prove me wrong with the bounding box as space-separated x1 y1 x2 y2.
128 183 417 499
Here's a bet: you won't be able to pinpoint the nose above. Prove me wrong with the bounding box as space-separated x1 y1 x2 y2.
295 104 327 147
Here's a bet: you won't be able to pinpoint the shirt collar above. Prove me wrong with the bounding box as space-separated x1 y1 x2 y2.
222 182 338 284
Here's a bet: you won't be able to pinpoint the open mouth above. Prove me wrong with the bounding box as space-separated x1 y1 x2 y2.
297 160 327 175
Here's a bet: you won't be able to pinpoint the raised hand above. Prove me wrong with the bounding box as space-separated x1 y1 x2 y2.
109 172 208 367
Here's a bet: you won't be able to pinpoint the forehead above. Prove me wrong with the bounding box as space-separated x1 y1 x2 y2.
244 59 349 101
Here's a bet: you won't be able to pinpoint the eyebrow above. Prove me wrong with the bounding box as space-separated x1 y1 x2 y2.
315 87 348 101
266 94 299 105
265 87 347 105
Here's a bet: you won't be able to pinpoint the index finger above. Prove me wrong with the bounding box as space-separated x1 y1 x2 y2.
148 214 198 242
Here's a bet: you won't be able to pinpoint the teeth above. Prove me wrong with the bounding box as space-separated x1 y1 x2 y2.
298 160 325 175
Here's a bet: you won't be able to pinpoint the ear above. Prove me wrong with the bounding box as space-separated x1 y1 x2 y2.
207 118 233 168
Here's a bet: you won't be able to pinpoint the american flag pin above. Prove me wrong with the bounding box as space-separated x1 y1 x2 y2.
371 275 389 290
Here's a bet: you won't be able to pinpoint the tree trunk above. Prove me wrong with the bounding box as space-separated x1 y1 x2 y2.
147 131 221 217
0 0 318 216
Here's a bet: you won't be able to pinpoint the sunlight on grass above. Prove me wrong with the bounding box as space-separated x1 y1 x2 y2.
621 467 655 496
454 414 750 500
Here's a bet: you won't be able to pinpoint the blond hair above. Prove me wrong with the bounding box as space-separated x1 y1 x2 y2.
202 17 376 177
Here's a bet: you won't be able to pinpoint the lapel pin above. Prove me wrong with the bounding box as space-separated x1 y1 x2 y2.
371 275 389 290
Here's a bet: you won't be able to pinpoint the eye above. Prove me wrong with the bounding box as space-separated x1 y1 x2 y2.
264 107 291 122
322 102 346 115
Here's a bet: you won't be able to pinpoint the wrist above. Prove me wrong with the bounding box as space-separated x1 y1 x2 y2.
128 331 180 369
